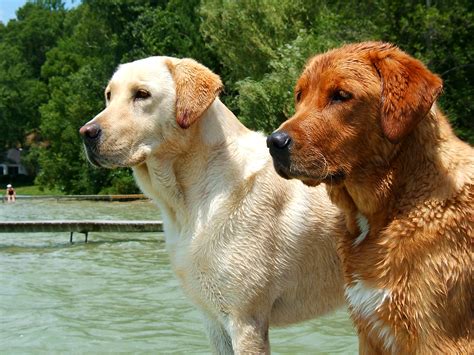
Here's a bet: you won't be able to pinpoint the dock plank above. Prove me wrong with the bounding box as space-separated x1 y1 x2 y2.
0 220 163 233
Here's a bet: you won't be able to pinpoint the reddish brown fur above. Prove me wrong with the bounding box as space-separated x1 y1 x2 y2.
276 42 473 353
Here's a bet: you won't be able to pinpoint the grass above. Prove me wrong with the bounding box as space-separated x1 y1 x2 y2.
13 185 64 196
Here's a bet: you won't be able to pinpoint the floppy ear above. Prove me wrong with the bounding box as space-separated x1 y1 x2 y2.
371 45 443 143
166 58 223 129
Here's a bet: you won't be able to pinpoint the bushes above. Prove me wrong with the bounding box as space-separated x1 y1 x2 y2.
1 0 472 194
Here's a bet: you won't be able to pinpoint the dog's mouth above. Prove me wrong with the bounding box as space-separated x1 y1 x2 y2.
268 139 346 186
83 143 149 169
273 160 346 187
83 144 127 169
297 170 346 187
272 161 291 180
83 145 111 168
321 170 346 185
86 152 103 168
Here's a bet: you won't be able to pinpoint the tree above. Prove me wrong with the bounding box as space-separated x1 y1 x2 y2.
0 0 64 149
2 0 472 194
124 0 217 67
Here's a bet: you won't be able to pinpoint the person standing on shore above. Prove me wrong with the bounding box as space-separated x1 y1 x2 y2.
5 184 16 203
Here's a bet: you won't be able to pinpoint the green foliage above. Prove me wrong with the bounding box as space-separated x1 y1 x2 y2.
124 0 216 66
37 64 110 194
0 43 48 146
0 0 64 148
1 0 472 195
99 170 140 195
200 0 309 82
236 32 314 133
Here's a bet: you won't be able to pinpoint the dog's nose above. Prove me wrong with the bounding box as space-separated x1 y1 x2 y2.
267 131 291 150
79 123 102 140
267 131 292 177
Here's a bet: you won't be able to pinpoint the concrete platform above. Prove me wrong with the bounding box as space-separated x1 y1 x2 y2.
0 220 163 233
0 220 163 243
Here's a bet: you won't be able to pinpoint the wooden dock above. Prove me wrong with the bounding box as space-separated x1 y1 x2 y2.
0 220 163 243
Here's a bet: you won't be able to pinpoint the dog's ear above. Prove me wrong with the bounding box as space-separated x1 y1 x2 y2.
166 58 223 129
370 44 443 143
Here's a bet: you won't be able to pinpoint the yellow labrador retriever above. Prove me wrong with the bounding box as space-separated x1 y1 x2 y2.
79 57 344 354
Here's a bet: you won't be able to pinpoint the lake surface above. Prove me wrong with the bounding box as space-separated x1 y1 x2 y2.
0 199 357 354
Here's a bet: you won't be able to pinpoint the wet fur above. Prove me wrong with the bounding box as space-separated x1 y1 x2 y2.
272 42 473 354
81 57 345 354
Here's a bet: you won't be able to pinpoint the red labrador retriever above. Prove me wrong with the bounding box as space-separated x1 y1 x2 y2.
268 42 473 354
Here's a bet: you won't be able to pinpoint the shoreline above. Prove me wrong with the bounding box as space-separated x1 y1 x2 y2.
9 194 148 202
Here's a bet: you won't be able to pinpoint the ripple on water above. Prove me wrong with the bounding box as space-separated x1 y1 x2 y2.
0 200 357 353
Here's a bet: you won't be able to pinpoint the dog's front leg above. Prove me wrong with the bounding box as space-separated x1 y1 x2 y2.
227 315 270 355
203 316 234 355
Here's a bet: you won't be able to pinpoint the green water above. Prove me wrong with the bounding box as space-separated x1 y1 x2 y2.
0 199 357 354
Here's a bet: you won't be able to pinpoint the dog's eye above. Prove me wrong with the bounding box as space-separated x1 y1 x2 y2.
135 90 151 100
106 91 111 101
331 90 352 103
295 90 302 103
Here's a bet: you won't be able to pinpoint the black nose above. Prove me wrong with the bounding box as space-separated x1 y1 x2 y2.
79 123 102 141
267 131 291 150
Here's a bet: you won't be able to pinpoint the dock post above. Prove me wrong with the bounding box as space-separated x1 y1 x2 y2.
85 232 88 243
70 232 74 244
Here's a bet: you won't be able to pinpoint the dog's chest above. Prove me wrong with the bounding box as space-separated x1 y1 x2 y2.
345 278 396 352
165 229 231 316
341 213 398 352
